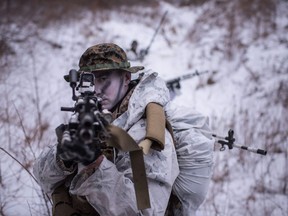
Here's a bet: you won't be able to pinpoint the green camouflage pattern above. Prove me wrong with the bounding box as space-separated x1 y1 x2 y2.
79 43 144 73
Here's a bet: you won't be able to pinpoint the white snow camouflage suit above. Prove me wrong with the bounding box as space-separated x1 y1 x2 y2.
33 71 214 216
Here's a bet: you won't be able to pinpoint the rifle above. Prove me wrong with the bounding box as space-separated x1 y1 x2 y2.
199 129 267 156
214 129 267 155
166 70 210 99
59 70 112 165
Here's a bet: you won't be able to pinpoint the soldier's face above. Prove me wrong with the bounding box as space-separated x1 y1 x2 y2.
93 70 131 110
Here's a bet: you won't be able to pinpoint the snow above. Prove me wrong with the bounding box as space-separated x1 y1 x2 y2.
0 1 287 215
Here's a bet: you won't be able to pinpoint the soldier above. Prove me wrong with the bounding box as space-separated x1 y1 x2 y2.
33 43 214 216
126 40 140 61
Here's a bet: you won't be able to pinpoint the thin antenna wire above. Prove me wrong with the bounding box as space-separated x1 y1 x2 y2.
146 11 168 53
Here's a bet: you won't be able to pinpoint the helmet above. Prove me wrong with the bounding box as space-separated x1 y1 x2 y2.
78 43 144 73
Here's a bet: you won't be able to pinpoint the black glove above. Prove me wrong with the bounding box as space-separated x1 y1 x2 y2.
55 124 102 166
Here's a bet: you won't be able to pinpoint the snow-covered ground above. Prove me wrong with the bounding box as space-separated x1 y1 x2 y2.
0 1 287 215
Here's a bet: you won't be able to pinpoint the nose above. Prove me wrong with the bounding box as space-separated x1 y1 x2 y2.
94 84 100 93
94 85 103 97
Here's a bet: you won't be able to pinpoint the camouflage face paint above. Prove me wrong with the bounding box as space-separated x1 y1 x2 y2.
93 71 129 110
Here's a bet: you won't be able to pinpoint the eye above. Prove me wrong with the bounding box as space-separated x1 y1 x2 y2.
96 76 107 83
100 76 107 82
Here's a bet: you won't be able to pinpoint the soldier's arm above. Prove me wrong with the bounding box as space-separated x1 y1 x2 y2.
33 144 77 194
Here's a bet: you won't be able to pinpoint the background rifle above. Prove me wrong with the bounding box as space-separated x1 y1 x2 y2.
214 129 267 155
199 129 267 156
166 70 209 99
59 70 113 165
137 10 168 62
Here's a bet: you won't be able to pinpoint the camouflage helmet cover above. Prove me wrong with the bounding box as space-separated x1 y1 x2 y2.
78 43 144 73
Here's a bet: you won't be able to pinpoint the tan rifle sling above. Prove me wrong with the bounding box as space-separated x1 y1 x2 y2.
106 125 151 210
106 102 175 210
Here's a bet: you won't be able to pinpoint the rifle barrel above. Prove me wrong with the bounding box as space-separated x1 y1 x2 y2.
166 70 209 84
146 11 168 53
233 144 267 155
181 70 209 80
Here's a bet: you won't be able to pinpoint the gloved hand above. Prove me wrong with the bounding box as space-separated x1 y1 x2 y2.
55 124 102 166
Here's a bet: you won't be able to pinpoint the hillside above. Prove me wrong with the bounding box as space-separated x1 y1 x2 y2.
0 0 287 215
